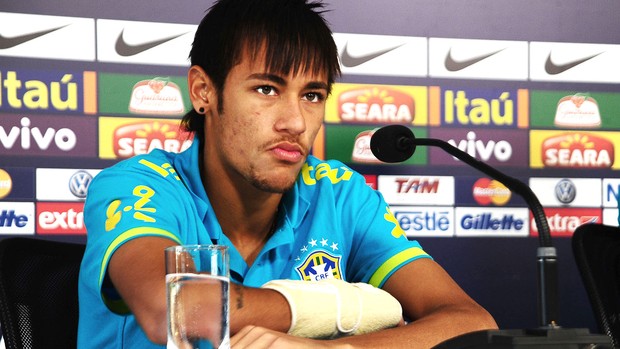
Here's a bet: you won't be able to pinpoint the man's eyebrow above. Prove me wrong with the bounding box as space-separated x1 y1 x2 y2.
247 73 286 85
247 73 328 91
306 81 329 91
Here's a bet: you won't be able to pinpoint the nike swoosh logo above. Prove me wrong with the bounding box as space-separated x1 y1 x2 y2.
544 52 602 75
444 48 504 72
0 26 67 50
340 42 404 67
115 29 187 57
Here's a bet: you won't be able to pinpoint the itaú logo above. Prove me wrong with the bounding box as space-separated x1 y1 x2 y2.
113 120 192 158
542 132 613 168
337 87 414 123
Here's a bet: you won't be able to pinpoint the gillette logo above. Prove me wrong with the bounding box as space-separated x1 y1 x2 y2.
461 213 524 230
0 210 28 227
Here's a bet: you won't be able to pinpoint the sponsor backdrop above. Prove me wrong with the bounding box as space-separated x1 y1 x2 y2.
2 0 620 337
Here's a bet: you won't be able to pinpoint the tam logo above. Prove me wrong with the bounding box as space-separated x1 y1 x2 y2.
542 132 614 168
338 87 414 123
113 120 193 158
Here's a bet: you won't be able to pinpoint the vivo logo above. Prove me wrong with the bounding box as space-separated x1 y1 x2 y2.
447 131 512 162
0 117 76 151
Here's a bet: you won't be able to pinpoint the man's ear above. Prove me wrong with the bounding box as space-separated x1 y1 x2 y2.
188 65 216 114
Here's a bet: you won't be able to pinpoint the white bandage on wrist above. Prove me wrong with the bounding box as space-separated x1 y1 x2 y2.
261 278 402 339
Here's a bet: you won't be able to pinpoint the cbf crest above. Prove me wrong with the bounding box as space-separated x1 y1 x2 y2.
296 250 342 281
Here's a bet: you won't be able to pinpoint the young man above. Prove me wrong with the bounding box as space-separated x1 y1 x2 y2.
78 0 497 348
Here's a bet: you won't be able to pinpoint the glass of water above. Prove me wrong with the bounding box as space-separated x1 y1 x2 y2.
165 245 230 349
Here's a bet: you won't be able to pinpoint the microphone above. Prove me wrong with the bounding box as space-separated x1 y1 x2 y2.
370 125 612 347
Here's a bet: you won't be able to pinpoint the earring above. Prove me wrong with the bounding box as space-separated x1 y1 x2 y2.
198 107 205 114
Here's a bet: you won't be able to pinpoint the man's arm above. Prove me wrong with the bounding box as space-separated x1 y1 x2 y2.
107 236 292 344
231 258 497 349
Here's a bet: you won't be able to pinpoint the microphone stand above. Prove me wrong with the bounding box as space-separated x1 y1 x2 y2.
413 137 558 330
370 125 611 348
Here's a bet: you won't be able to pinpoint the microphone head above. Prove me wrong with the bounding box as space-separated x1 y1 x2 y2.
370 125 416 163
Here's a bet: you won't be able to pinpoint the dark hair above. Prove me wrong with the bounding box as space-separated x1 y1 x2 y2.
181 0 341 142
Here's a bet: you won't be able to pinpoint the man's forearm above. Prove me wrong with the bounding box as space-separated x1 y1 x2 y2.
230 282 292 334
331 303 498 349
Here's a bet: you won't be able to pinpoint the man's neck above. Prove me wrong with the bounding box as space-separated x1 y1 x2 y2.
201 161 282 265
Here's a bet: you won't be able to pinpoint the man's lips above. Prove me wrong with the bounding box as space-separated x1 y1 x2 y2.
270 142 304 163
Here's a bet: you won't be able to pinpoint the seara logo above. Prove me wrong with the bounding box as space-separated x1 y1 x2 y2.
113 120 193 158
542 132 614 168
338 86 414 123
472 178 511 206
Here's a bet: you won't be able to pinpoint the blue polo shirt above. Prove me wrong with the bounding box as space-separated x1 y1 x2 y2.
78 140 431 348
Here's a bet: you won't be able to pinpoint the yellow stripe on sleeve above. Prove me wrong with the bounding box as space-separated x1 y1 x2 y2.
368 247 430 288
98 227 182 287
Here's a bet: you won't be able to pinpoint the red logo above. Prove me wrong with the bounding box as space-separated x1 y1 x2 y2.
394 178 439 194
530 208 601 237
36 202 85 235
472 178 511 206
338 87 414 123
113 120 193 158
542 132 614 168
363 174 378 190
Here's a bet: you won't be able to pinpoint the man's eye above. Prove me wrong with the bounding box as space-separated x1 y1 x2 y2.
256 86 276 96
304 92 325 103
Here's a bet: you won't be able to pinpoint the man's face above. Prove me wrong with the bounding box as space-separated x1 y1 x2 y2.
204 53 329 193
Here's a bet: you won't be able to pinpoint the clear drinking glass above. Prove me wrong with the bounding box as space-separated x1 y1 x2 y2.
165 245 230 349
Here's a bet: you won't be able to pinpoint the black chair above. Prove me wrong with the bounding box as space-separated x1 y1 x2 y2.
0 237 85 349
572 223 620 348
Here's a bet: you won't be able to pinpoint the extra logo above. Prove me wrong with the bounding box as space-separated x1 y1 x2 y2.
128 77 185 116
296 249 342 281
36 202 85 235
472 178 511 206
542 132 614 168
530 208 601 237
554 179 576 204
443 90 516 127
554 94 601 128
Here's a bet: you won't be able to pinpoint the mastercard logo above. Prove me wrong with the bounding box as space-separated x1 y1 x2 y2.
472 178 511 206
0 169 12 199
